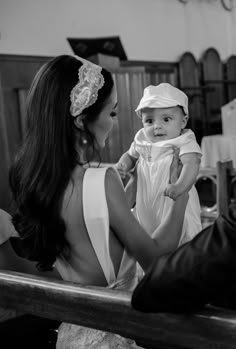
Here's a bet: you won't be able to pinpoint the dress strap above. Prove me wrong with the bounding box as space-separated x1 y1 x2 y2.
83 167 116 285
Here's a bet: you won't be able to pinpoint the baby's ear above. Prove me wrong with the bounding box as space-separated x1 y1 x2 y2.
182 114 188 129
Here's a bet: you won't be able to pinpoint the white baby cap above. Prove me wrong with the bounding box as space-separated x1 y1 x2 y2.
135 83 188 118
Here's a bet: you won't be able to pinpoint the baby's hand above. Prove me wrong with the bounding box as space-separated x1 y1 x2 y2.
115 162 129 179
164 184 179 201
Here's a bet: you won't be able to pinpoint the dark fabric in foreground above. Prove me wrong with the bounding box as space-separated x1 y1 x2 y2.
132 212 236 313
0 315 60 349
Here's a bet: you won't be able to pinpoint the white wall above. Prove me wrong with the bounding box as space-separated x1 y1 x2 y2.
0 0 236 61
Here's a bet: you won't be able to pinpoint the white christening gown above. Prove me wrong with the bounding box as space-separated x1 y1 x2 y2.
129 129 202 245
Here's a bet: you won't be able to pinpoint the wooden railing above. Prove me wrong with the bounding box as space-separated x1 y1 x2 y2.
1 270 236 349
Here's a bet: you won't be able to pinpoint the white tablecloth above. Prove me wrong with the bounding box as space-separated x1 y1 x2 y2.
201 134 236 168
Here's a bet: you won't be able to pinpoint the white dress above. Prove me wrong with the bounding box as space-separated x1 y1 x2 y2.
55 167 142 349
129 129 202 245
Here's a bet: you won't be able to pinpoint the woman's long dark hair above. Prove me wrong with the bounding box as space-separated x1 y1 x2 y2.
9 55 114 270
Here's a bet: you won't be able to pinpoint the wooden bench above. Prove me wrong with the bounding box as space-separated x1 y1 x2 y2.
2 270 236 349
1 160 236 348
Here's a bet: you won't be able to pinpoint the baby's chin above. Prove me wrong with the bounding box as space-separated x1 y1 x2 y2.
148 135 169 143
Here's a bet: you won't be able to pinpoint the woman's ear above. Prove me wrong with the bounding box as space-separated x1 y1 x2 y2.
74 115 85 130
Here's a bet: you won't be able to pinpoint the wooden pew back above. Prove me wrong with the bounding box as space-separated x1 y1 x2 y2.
2 270 236 349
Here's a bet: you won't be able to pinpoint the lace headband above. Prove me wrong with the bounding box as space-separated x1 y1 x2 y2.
70 55 105 118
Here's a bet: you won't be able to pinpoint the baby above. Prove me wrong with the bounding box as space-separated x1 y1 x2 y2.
116 83 202 247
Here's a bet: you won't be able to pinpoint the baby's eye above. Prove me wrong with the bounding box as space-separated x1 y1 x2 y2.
145 119 152 124
164 117 171 122
110 111 117 118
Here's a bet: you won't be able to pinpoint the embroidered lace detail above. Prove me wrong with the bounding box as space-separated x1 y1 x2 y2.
70 56 105 117
56 323 143 349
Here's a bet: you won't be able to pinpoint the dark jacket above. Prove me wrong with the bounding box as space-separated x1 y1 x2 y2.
132 206 236 313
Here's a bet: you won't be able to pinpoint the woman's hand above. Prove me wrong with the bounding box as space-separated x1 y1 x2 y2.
124 166 137 209
169 147 182 184
164 147 183 200
114 162 128 179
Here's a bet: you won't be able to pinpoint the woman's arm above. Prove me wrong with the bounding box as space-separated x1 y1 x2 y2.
152 193 188 254
105 168 188 272
164 153 201 200
124 165 138 209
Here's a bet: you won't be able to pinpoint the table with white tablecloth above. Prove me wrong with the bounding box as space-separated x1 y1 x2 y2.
201 134 236 168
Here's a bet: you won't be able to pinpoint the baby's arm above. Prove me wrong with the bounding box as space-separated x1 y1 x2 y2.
115 152 137 179
164 152 201 200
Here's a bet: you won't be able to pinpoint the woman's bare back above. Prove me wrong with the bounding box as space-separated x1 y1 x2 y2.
58 166 125 287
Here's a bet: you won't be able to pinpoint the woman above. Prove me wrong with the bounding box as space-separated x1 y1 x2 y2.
9 55 188 348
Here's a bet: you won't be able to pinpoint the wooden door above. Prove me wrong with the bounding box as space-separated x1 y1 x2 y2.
225 55 236 101
200 48 225 135
179 52 206 144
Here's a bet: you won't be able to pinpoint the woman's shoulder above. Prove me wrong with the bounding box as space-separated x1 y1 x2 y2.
82 165 123 201
68 165 123 201
85 165 118 183
104 166 123 190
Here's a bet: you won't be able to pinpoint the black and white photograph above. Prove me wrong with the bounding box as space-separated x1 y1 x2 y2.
1 1 236 348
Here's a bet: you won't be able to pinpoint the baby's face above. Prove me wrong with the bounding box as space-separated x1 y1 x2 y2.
141 106 188 143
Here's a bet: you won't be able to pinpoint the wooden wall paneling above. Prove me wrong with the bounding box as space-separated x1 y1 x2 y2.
100 71 128 164
225 55 236 101
122 61 178 87
157 62 178 85
144 64 178 87
88 56 145 163
0 55 51 89
0 55 52 163
200 48 225 135
144 73 151 87
114 71 134 158
128 69 145 135
107 68 145 163
0 55 52 211
104 67 145 163
17 89 28 139
179 52 206 144
146 68 161 85
3 88 22 165
105 117 120 163
100 73 121 163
